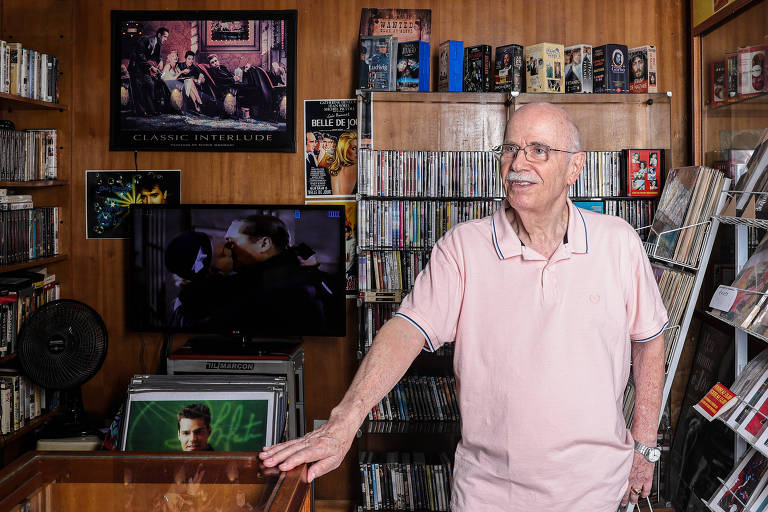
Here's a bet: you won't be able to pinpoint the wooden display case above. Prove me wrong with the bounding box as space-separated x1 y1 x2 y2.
693 0 768 168
0 452 310 512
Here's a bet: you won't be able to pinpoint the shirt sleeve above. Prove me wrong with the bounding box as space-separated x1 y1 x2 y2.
396 235 464 351
625 228 669 342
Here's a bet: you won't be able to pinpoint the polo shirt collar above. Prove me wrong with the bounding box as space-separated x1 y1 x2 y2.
490 199 589 260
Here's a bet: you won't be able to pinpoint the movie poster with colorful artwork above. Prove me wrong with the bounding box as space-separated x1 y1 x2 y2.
85 170 181 239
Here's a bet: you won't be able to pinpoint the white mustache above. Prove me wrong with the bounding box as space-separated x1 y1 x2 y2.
505 171 541 184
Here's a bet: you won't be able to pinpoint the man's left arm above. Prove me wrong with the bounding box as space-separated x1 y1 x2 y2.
621 332 665 506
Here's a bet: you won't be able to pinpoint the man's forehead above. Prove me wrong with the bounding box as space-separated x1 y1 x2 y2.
505 112 566 145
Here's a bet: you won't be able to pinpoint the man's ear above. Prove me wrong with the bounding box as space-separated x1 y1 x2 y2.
162 190 168 200
566 152 586 187
258 237 273 253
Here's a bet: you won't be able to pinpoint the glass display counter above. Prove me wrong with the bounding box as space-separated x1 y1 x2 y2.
0 451 309 512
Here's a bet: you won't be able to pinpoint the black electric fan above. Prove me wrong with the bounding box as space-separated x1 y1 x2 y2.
17 299 108 434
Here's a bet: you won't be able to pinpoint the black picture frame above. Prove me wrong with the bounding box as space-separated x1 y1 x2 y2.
110 10 297 152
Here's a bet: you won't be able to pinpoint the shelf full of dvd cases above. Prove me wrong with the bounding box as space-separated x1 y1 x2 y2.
0 31 68 449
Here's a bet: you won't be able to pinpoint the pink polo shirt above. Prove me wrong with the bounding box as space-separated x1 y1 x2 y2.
396 200 668 512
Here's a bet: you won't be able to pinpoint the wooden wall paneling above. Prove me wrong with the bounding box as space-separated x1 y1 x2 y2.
0 0 692 502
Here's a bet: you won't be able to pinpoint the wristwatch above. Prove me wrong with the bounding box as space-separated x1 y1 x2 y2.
634 440 661 463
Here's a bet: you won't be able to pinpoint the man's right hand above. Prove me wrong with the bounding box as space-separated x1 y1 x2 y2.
259 414 358 482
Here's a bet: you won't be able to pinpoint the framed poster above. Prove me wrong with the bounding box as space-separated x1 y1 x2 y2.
303 99 358 197
110 10 296 152
85 170 181 239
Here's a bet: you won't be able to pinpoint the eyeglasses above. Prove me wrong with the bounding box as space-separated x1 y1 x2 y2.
491 143 580 163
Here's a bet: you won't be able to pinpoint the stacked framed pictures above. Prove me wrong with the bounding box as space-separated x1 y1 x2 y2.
119 374 286 451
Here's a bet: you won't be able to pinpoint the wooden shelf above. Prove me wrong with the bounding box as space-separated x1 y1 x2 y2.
0 409 59 448
361 91 671 106
513 91 672 105
362 91 508 105
571 196 660 201
0 255 67 273
362 420 461 435
0 92 67 111
0 181 68 188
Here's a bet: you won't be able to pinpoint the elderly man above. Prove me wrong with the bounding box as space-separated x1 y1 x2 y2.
260 103 667 511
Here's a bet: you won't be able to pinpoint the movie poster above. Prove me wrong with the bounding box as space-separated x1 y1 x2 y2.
85 170 181 239
359 8 431 43
110 10 296 152
304 99 358 198
305 199 357 296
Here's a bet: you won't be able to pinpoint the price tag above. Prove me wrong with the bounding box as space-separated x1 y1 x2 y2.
709 285 738 312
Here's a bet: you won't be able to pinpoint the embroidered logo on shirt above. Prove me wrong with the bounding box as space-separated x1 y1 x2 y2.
589 294 600 304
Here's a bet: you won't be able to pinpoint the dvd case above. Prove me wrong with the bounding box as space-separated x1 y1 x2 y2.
463 44 491 92
622 149 664 197
360 35 398 91
397 40 429 92
524 42 565 93
629 45 657 93
594 44 629 93
565 44 592 93
494 44 523 92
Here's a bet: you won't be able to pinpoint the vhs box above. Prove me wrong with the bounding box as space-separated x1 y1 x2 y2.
397 40 430 92
629 45 657 93
524 42 564 93
360 35 398 91
463 44 492 92
594 44 629 93
438 40 463 92
565 44 592 93
494 43 523 92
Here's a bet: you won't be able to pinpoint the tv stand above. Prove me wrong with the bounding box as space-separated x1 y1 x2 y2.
186 335 302 356
163 335 306 440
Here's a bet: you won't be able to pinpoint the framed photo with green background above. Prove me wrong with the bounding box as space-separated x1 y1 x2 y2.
120 388 280 452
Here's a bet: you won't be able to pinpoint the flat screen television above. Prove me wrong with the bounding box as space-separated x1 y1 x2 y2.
129 204 346 338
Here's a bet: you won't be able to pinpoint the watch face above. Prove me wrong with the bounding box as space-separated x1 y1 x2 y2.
648 448 661 463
